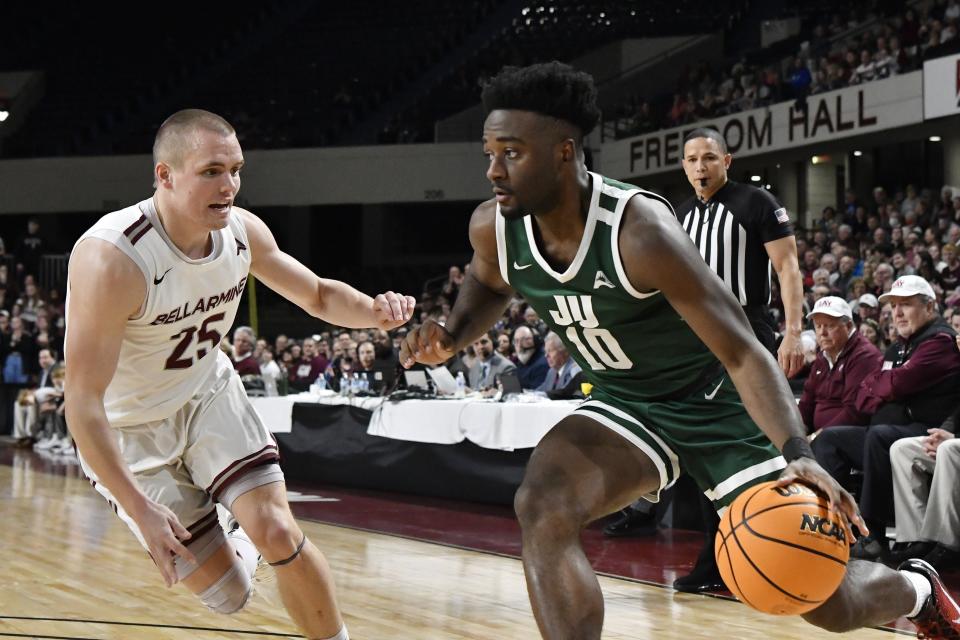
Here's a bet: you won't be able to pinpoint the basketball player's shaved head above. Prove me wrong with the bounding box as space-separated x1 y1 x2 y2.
153 109 235 169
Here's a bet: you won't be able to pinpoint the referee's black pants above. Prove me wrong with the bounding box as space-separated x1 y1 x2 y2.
811 422 928 537
743 305 777 353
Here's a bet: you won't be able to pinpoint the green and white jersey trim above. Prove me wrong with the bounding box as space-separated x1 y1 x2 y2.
494 172 662 299
573 399 681 491
703 456 786 503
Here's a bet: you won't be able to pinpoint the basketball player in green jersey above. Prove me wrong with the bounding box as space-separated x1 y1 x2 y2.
400 62 960 639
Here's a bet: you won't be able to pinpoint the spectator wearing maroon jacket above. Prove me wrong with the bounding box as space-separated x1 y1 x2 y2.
813 276 960 560
799 297 883 432
287 336 329 392
231 326 260 377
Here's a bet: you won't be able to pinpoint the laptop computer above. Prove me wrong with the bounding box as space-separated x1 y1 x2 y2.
367 363 398 395
403 370 430 391
498 370 523 397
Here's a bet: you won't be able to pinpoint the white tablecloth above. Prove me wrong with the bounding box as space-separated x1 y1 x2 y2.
368 397 579 451
250 393 578 451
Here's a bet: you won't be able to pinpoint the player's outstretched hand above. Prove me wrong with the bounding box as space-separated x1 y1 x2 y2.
777 332 804 378
372 291 416 330
133 499 197 587
777 457 867 540
400 319 456 367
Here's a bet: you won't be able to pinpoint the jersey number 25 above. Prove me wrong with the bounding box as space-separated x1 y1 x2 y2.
164 312 226 370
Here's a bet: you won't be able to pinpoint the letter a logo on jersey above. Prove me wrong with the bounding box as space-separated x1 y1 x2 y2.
593 270 615 289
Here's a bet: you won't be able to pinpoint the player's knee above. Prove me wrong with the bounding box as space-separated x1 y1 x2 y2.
514 479 581 533
514 476 548 523
248 512 302 559
889 436 911 458
198 563 252 615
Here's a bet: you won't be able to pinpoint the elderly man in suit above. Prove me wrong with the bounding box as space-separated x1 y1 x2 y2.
536 332 582 397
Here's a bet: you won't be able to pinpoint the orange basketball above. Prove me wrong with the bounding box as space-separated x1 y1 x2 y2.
714 480 850 615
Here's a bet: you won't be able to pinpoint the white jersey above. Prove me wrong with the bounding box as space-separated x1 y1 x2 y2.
67 198 251 427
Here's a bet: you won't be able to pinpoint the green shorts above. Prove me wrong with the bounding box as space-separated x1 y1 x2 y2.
571 374 785 511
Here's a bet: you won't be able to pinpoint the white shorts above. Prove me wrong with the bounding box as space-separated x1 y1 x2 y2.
80 363 281 550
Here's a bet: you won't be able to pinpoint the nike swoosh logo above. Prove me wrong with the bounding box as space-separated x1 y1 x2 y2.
513 261 532 270
704 378 724 400
153 268 172 285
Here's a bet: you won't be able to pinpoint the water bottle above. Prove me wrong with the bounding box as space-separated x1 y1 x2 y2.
351 375 361 396
340 375 350 397
310 375 326 395
455 371 466 398
360 373 369 393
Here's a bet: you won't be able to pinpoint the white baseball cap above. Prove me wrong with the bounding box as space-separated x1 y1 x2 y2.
878 275 936 304
806 296 853 320
857 293 879 308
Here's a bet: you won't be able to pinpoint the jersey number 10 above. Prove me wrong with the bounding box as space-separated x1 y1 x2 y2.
548 295 632 371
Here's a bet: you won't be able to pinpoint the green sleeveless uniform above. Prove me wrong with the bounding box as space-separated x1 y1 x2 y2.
496 172 784 510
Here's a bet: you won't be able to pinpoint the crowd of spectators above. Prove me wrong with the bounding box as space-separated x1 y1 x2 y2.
0 218 70 454
611 1 960 139
761 179 960 571
222 264 584 401
783 182 960 354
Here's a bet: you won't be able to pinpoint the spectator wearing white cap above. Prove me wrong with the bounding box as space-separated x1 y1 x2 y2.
799 297 883 433
813 276 960 561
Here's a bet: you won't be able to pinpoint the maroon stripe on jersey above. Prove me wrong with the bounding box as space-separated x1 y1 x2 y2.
129 221 153 245
123 214 148 238
208 446 280 499
89 477 120 514
185 509 219 539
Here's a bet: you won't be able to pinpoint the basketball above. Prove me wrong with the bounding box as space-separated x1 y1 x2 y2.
714 481 850 615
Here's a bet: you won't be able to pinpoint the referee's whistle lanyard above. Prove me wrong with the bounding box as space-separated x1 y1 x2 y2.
698 198 720 222
697 179 728 209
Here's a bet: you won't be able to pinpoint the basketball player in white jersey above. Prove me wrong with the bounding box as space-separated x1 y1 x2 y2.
65 109 415 640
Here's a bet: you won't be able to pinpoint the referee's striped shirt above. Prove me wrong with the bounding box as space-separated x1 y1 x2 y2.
676 180 793 306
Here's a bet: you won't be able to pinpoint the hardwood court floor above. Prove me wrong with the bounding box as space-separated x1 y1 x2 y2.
0 450 906 639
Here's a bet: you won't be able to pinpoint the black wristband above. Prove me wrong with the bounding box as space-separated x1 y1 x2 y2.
781 436 815 463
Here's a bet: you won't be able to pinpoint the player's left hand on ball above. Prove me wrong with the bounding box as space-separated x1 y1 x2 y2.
777 457 867 540
373 291 416 329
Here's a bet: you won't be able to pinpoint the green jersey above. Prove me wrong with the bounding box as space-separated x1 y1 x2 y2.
496 172 718 402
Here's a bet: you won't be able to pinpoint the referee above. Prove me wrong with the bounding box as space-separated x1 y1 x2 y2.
678 127 804 366
675 127 804 592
